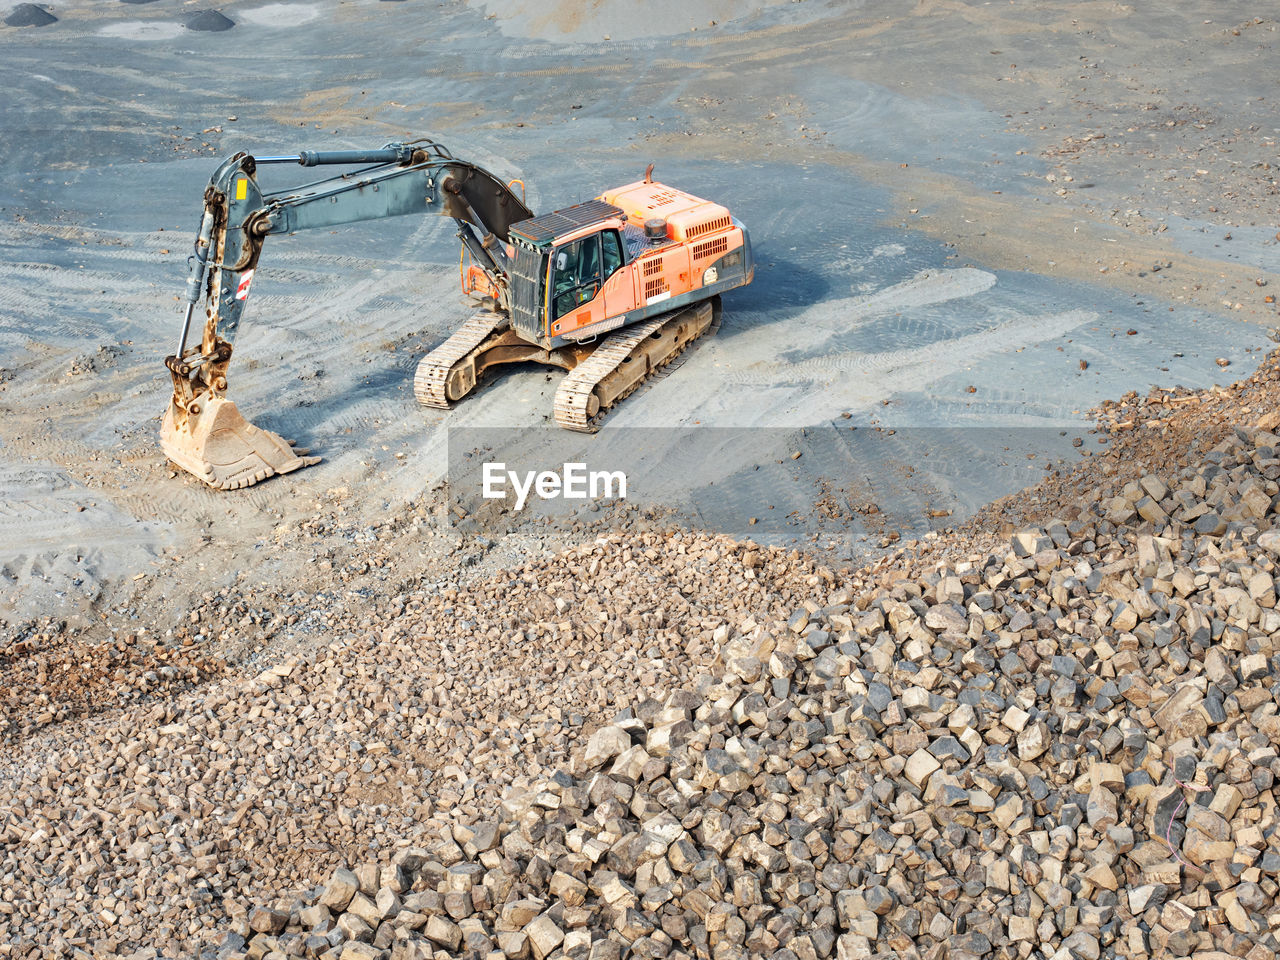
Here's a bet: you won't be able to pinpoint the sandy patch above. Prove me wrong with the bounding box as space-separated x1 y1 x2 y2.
0 459 174 625
239 3 321 28
98 22 184 41
468 0 814 42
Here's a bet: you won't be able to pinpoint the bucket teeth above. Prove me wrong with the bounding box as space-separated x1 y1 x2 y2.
161 397 320 491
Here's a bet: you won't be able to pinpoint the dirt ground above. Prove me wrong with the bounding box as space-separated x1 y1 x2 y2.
1 0 1277 736
4 2 1280 958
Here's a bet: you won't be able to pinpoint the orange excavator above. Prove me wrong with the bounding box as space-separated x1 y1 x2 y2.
161 139 753 489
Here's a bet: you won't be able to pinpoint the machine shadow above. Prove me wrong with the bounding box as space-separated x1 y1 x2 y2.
717 254 830 337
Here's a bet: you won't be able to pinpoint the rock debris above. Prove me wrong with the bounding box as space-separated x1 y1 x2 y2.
9 349 1280 959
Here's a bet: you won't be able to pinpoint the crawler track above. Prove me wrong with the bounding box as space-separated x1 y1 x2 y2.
553 300 718 432
413 311 508 408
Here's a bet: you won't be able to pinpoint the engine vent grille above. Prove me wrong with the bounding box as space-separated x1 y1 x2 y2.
693 236 730 261
643 257 664 278
686 215 732 240
647 190 679 208
644 278 668 300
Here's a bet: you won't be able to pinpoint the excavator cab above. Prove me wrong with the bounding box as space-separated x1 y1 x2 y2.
552 234 603 319
551 230 628 322
552 237 595 316
507 199 627 344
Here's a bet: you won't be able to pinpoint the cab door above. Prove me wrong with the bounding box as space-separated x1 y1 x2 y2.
599 229 636 318
550 229 636 338
550 233 605 338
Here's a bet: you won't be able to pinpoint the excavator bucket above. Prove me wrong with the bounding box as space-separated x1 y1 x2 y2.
160 396 320 491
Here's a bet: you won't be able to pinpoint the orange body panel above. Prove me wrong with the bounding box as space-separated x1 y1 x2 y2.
463 262 500 300
599 180 732 240
500 181 746 343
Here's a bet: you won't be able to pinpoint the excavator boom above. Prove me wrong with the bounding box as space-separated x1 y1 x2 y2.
161 139 531 489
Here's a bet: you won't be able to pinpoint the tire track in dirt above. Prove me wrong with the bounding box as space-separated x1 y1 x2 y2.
750 308 1093 382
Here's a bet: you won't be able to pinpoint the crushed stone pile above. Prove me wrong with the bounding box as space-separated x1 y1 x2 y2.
186 9 233 32
215 420 1280 959
0 626 225 741
970 347 1280 539
0 533 821 957
9 347 1280 958
3 4 56 28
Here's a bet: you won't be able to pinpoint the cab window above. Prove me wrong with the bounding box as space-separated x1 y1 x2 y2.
553 234 602 319
602 230 623 278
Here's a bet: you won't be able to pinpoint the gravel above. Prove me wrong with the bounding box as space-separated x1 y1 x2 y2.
0 529 823 956
204 353 1280 960
9 346 1280 958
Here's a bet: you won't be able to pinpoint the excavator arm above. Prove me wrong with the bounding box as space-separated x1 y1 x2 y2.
161 139 533 490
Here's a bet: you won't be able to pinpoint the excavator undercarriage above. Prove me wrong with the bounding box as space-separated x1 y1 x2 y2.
412 298 718 432
160 139 752 489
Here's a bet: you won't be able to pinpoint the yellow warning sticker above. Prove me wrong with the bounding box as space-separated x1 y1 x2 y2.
235 178 247 201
